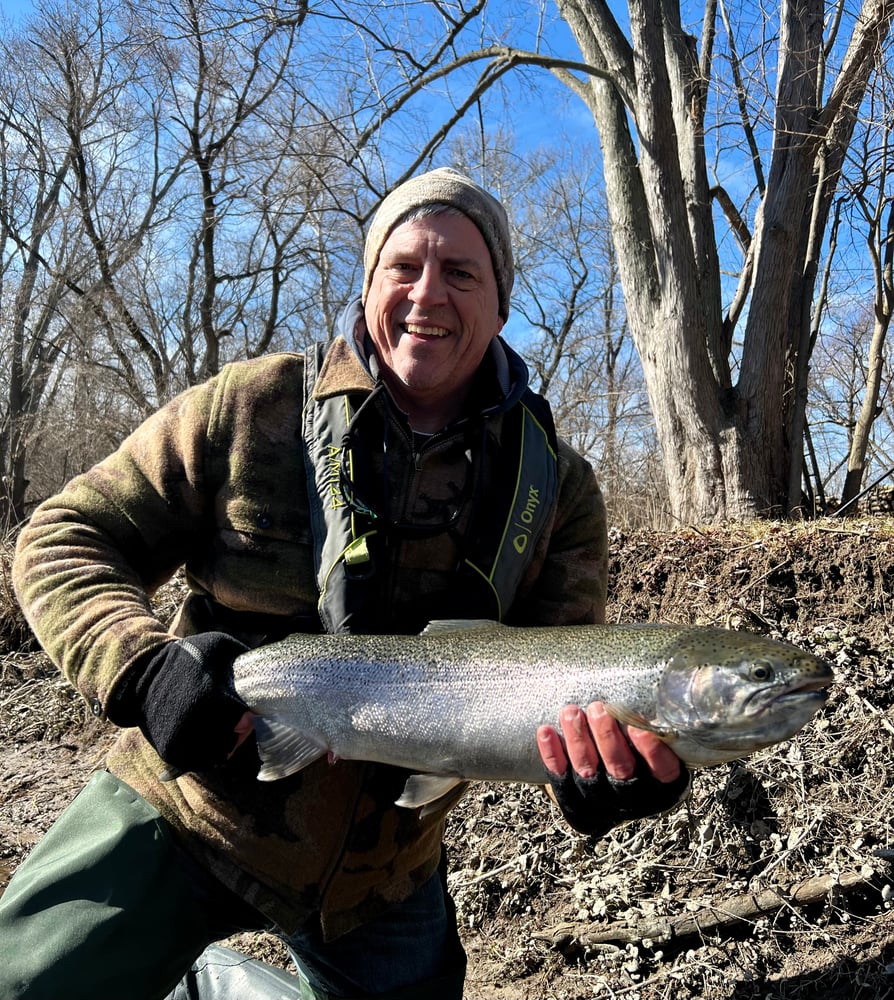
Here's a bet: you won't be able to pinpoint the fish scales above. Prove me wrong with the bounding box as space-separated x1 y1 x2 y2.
231 620 833 810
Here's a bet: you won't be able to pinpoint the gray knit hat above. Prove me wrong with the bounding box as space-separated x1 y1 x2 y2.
362 167 514 319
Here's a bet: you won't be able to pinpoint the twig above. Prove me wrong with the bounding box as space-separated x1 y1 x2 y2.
856 694 894 737
533 870 872 951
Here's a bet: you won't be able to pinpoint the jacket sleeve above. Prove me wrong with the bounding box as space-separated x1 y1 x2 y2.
11 379 218 721
508 440 609 627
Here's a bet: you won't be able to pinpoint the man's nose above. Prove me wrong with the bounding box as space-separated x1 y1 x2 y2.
408 263 448 305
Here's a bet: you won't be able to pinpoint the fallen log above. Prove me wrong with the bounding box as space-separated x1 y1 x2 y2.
534 869 873 952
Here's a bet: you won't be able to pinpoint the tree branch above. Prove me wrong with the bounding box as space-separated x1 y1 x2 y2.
818 0 894 138
354 47 618 174
534 870 873 952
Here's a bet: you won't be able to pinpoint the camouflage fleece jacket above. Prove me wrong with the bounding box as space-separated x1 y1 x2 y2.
12 334 608 940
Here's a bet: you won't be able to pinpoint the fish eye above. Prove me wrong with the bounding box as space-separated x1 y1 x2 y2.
749 661 774 682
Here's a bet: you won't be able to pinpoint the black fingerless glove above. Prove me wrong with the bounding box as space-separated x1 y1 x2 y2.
547 757 691 838
108 631 249 774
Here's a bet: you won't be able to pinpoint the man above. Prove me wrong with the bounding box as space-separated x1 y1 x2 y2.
0 168 688 1000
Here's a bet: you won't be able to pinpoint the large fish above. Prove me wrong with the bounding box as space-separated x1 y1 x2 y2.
231 620 833 810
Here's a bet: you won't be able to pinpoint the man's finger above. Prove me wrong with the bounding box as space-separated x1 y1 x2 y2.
626 726 682 784
558 704 600 779
536 725 568 775
586 702 637 780
228 710 258 757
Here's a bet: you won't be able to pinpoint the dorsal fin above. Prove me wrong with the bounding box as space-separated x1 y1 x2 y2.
421 619 504 634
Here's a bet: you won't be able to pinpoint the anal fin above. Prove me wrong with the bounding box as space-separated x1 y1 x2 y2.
395 774 467 816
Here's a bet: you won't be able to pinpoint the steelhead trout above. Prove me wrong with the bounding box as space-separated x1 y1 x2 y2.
231 620 833 810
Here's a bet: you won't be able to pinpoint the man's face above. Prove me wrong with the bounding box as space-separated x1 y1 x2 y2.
363 212 505 430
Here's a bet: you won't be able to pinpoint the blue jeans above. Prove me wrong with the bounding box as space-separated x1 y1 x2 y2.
282 863 465 997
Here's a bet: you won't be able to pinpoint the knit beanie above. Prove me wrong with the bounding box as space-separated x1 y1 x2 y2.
362 167 514 319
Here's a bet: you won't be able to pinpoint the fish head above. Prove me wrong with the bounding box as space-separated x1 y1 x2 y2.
652 630 834 766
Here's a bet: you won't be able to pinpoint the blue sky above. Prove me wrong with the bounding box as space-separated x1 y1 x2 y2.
1 0 32 20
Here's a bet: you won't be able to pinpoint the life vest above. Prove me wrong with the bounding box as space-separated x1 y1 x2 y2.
302 341 559 634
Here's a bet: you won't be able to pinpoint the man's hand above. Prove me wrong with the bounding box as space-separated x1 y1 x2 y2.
109 632 252 775
536 701 690 837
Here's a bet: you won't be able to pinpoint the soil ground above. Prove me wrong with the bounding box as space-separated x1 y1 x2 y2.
2 520 894 999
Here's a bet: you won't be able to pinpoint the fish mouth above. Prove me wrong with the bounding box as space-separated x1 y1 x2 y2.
725 688 829 731
740 678 830 716
677 686 831 765
775 687 829 706
759 685 830 716
758 669 831 702
775 675 832 701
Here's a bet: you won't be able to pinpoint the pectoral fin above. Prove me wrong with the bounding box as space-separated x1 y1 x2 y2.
395 774 467 815
605 702 673 737
253 718 327 782
601 702 648 728
603 703 673 740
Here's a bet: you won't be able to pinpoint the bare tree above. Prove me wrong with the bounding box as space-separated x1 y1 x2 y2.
444 122 660 524
0 0 375 521
122 0 309 384
8 0 893 529
836 73 894 511
546 0 894 520
0 4 100 525
809 306 870 487
507 148 655 510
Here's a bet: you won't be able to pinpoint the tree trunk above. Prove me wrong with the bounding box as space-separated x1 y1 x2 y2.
842 313 891 509
841 184 894 510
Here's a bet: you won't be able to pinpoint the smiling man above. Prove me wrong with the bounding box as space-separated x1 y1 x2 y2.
363 212 501 430
1 167 689 1000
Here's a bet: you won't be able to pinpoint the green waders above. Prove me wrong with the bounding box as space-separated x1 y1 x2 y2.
0 771 260 1000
